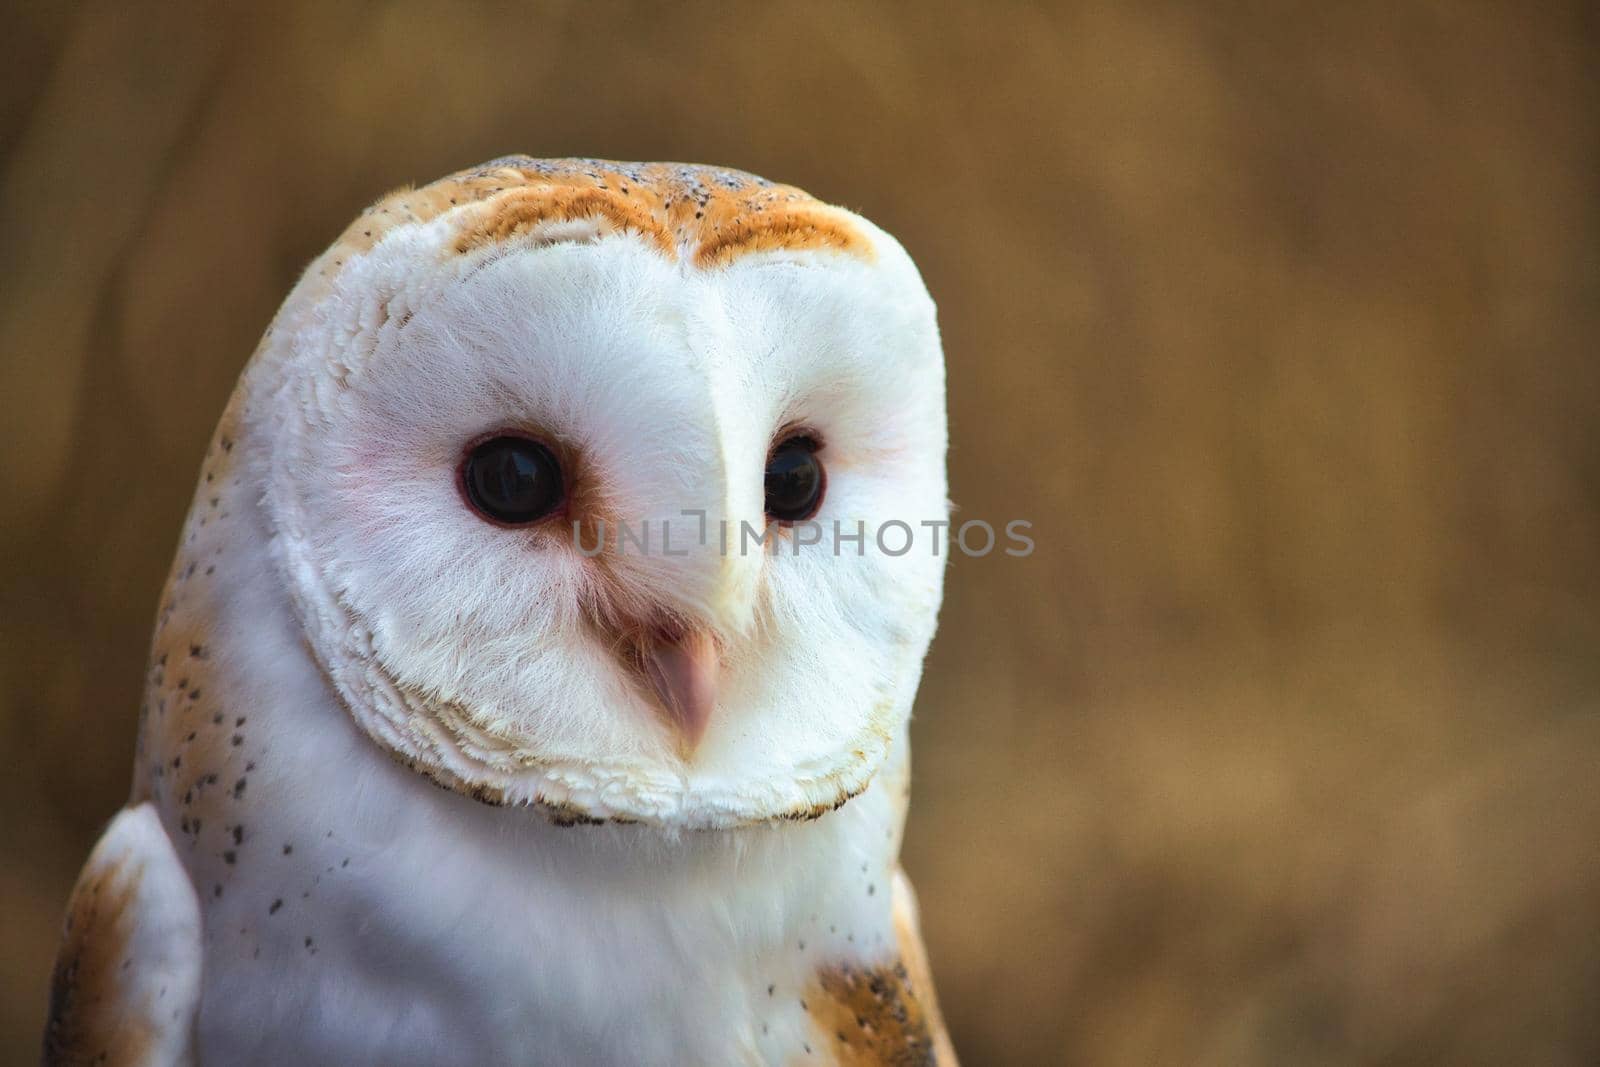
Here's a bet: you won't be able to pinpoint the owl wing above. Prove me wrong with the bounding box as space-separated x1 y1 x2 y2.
892 867 960 1065
43 804 202 1067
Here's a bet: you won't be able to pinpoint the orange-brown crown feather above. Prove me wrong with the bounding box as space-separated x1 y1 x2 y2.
325 157 875 271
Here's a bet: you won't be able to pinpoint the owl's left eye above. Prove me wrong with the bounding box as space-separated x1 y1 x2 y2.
461 435 565 525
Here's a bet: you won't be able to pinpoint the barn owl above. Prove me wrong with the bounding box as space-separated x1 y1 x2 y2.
44 157 954 1066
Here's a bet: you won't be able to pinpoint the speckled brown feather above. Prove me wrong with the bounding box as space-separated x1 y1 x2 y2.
42 854 152 1067
317 156 874 280
890 871 958 1066
135 397 258 894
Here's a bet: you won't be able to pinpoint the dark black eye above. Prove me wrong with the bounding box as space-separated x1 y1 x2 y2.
461 435 565 525
765 435 825 522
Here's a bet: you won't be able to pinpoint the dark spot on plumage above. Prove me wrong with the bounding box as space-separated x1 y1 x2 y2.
222 851 235 865
232 778 247 798
809 959 940 1065
230 735 242 746
283 844 293 855
231 826 243 846
269 900 282 915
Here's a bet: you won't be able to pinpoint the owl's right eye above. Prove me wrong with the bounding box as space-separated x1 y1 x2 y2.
460 435 565 525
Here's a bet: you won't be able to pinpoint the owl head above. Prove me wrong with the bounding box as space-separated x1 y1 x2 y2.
242 158 946 828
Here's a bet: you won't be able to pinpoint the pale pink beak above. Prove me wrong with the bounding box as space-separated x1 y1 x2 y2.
640 629 719 753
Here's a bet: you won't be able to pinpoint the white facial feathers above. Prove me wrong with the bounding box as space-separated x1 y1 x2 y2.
246 163 946 827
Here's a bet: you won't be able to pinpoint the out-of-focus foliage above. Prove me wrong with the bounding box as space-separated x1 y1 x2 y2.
2 2 1596 1063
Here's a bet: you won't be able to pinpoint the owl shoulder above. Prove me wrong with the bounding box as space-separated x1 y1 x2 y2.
801 867 959 1065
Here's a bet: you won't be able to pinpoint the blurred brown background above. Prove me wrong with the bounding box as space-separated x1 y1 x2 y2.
3 1 1597 1063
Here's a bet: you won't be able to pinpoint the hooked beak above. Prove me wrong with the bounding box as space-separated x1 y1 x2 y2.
638 627 719 755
